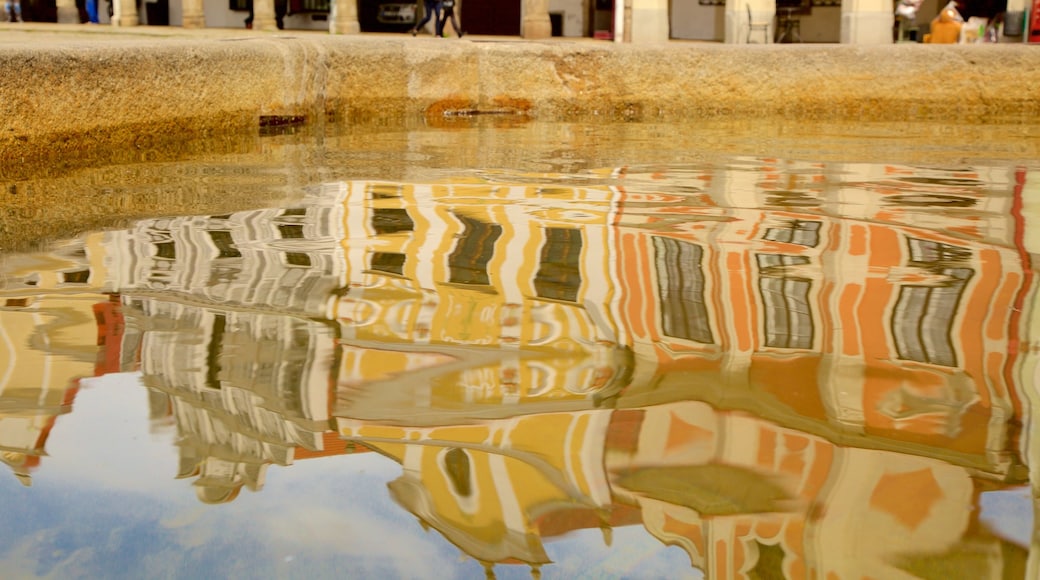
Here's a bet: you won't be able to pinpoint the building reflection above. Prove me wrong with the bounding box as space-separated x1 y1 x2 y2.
0 235 115 486
0 160 1035 575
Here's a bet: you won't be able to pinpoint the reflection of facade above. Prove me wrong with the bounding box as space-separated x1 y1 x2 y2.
613 161 1029 480
127 298 355 503
330 163 1033 575
0 235 117 485
0 160 1035 572
606 400 1028 578
113 199 346 318
109 189 366 500
329 180 631 425
340 410 614 568
339 399 1027 577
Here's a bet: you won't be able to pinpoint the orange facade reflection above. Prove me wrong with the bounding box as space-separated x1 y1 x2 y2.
0 160 1034 576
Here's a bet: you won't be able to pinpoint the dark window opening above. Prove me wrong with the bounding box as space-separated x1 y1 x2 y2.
370 252 406 276
444 448 472 497
449 215 502 286
62 269 91 284
278 224 305 239
534 228 582 303
654 237 713 344
205 315 226 390
893 238 974 367
892 268 972 367
763 220 821 248
208 230 242 259
749 541 787 580
286 252 312 267
758 254 813 349
371 208 414 235
154 241 176 260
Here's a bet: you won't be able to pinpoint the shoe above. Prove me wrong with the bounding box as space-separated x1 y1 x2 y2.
458 31 464 38
410 28 417 36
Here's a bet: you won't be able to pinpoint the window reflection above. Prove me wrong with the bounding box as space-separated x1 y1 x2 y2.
763 220 821 248
443 448 473 498
892 238 973 367
205 314 226 390
277 224 305 239
757 254 813 350
653 237 713 344
285 252 312 267
534 227 582 303
371 208 414 235
448 215 502 287
61 269 91 284
208 230 242 259
370 251 406 276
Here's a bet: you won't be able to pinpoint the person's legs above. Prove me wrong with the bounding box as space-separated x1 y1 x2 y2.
86 0 98 22
439 8 461 37
437 10 448 36
412 0 437 34
275 0 286 29
432 3 444 36
449 9 462 36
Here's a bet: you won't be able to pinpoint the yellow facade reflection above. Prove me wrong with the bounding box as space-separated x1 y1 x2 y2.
329 180 630 425
0 160 1034 575
0 234 112 486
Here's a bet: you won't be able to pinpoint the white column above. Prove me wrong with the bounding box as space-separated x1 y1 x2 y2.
56 0 79 23
330 0 361 34
627 0 669 42
841 0 894 44
523 0 553 38
253 0 278 30
726 0 774 44
112 0 139 26
182 0 205 28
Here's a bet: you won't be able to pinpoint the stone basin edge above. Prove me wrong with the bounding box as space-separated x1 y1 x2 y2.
2 36 1039 162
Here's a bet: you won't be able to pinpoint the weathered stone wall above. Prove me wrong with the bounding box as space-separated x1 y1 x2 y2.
2 32 1039 162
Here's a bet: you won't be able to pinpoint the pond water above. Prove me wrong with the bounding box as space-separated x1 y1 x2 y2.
2 118 1040 579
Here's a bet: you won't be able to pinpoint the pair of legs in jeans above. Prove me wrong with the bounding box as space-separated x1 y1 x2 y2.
4 0 20 22
411 0 442 36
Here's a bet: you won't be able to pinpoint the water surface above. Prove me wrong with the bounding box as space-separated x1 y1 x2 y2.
2 118 1040 579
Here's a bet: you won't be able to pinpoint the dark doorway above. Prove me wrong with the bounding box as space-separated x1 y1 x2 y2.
145 0 170 25
549 11 562 36
23 0 58 21
460 0 520 36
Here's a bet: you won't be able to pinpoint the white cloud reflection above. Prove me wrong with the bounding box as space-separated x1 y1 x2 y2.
0 372 702 580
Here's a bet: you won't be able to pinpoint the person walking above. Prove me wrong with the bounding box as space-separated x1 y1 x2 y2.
4 0 20 21
438 0 463 37
410 0 443 36
85 0 99 23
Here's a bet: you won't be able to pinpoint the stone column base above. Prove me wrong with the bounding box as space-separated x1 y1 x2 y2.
330 0 361 34
841 10 893 44
522 17 552 39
